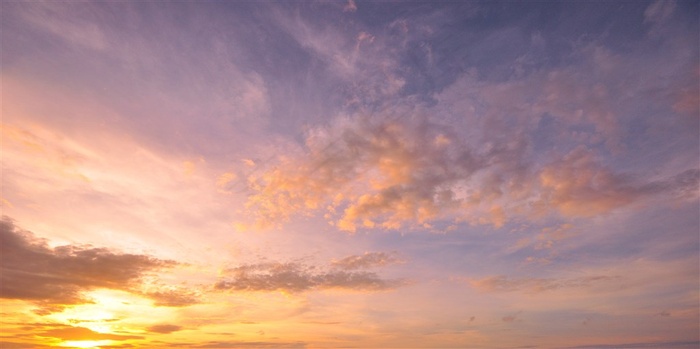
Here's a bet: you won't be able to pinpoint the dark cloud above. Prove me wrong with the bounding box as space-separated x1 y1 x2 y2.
0 217 188 313
147 324 183 334
331 251 403 270
214 258 407 293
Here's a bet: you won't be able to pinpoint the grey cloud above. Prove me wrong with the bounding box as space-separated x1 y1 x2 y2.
214 260 407 293
0 217 193 312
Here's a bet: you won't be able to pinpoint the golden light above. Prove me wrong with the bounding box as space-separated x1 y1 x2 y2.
60 340 114 348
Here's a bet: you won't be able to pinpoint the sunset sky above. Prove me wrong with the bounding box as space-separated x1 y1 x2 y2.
1 1 699 348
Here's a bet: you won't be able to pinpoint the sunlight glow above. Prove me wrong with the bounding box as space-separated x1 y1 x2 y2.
60 340 114 348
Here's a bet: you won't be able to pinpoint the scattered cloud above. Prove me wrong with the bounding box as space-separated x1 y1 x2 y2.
141 285 202 307
147 324 183 334
214 254 408 293
243 115 697 231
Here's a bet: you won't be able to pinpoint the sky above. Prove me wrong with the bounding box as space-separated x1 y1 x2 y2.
1 1 698 348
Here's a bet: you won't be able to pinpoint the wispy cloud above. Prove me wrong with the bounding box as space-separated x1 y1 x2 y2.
214 253 408 293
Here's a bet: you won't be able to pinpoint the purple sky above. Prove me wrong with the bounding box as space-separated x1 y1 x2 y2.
2 1 699 348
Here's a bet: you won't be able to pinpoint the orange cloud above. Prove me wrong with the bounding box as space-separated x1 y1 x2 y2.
469 274 619 294
538 148 639 217
331 251 404 270
214 253 408 293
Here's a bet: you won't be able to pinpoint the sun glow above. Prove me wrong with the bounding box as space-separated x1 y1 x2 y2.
60 340 114 348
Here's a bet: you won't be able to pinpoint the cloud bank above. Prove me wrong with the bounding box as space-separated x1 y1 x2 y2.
0 217 194 313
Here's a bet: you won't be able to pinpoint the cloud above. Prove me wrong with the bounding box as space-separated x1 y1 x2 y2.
16 2 108 51
143 288 201 307
243 114 697 231
469 275 619 294
0 217 189 313
537 147 641 217
147 324 183 334
331 252 404 270
38 326 143 341
214 254 408 293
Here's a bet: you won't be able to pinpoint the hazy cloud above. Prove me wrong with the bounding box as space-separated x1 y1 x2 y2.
469 275 619 294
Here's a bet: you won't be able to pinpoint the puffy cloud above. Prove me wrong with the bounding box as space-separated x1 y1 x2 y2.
147 324 183 334
0 217 194 313
214 254 407 293
331 252 404 270
243 114 697 231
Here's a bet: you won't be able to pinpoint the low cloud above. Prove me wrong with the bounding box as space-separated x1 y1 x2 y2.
215 254 408 293
38 326 143 341
147 324 183 334
0 217 193 313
